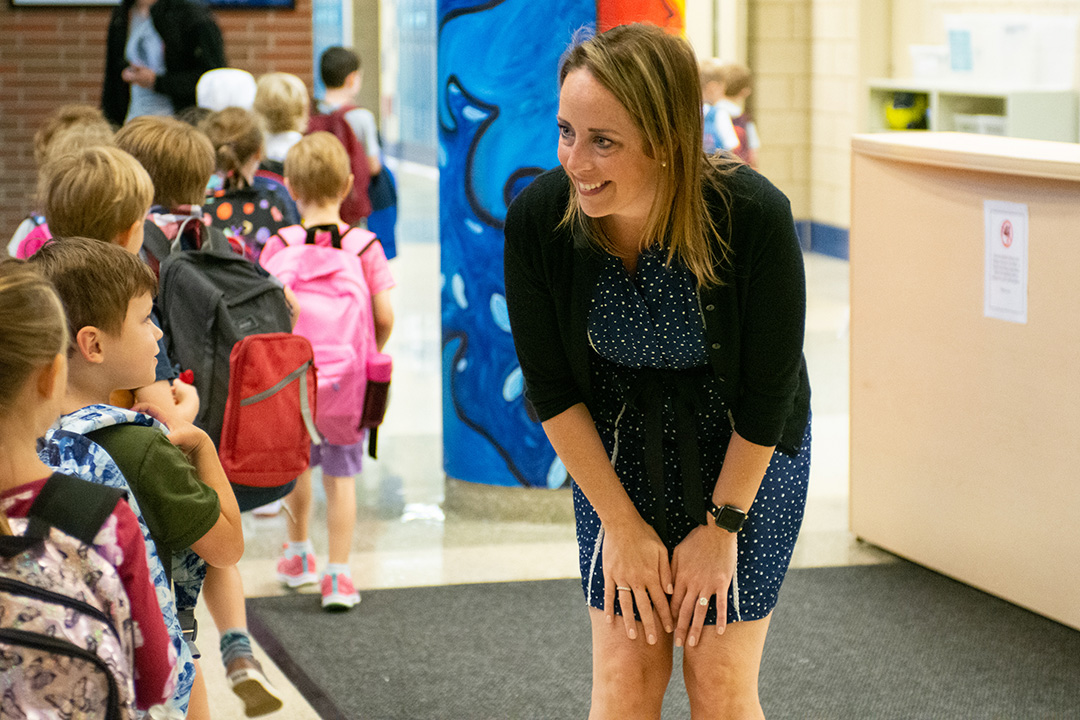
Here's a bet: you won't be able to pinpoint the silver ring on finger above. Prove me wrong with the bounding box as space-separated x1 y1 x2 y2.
698 596 709 607
615 585 632 592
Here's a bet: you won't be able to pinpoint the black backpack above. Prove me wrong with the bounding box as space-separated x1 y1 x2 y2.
155 227 294 448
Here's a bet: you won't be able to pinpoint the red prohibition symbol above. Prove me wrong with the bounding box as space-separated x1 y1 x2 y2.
1001 219 1014 248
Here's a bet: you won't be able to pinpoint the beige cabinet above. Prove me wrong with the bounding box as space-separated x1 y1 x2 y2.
850 131 1080 631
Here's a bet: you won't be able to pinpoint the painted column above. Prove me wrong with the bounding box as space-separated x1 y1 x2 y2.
439 0 685 488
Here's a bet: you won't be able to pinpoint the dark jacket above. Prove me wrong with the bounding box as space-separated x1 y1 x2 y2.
102 0 226 126
503 165 811 454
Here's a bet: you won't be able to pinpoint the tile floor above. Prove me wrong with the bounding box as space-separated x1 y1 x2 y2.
199 162 893 719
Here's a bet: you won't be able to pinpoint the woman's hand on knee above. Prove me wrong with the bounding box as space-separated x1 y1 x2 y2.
670 524 737 648
601 519 674 644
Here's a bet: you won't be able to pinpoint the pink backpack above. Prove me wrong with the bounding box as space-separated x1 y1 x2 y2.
262 224 386 447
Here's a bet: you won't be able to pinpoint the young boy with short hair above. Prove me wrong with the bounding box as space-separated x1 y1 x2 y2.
39 144 199 425
31 237 243 719
261 131 395 611
318 46 382 178
699 57 740 156
715 61 761 167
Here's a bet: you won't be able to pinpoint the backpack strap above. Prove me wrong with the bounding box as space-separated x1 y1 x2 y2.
341 227 381 257
26 473 126 545
305 223 344 249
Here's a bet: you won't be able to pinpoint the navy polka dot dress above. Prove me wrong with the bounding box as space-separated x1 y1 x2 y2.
575 249 811 624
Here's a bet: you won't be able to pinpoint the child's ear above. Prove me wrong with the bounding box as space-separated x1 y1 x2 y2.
115 219 144 255
36 352 68 402
74 326 106 365
341 174 355 203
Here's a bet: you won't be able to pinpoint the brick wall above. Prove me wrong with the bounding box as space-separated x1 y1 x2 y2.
0 0 313 238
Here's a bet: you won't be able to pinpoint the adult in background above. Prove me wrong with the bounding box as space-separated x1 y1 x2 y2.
504 23 811 719
102 0 226 127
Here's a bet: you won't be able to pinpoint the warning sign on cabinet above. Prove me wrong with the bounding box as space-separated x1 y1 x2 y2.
984 200 1028 324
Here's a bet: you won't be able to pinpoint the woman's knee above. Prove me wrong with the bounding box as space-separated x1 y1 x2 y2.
682 618 770 719
590 611 673 718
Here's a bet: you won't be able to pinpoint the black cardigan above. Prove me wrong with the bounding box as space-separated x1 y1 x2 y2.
102 0 226 127
503 165 811 454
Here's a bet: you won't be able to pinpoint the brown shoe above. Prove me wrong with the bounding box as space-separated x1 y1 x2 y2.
226 655 284 717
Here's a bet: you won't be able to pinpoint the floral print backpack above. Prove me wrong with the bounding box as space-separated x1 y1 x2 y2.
0 473 136 719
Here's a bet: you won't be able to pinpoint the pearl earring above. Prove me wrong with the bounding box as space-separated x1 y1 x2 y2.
661 161 667 168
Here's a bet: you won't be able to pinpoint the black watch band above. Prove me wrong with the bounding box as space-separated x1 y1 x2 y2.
708 502 747 533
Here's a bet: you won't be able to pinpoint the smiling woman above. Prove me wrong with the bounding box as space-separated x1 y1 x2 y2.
504 22 813 720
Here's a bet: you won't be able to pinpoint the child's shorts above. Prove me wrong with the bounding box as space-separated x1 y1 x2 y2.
310 435 366 477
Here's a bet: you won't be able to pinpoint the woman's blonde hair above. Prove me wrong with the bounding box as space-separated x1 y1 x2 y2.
558 23 739 287
43 146 154 243
254 73 310 134
284 131 351 206
0 259 68 534
200 107 265 191
116 115 215 208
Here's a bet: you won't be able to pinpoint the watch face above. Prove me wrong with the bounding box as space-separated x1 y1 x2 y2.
714 504 746 532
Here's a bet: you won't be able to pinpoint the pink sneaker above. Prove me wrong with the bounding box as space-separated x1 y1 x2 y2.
321 572 361 611
276 548 318 588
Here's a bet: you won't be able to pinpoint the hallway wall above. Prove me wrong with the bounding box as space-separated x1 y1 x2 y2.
0 0 315 235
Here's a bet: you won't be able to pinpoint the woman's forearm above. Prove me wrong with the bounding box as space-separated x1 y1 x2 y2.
710 430 776 515
542 403 642 532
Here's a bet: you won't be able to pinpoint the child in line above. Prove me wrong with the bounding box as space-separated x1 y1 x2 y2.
253 71 309 178
201 106 298 262
40 145 198 425
699 57 741 156
10 104 115 258
318 46 398 259
318 47 383 184
715 61 761 167
0 258 176 716
31 237 244 719
261 132 395 610
114 113 288 716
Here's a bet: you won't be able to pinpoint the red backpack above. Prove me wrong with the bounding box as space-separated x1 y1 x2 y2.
218 333 321 487
306 106 372 224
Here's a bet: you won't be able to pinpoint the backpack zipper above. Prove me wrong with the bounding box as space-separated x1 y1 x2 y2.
0 576 119 639
0 628 122 720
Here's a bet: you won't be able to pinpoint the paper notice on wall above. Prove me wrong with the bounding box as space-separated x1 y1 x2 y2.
984 200 1028 324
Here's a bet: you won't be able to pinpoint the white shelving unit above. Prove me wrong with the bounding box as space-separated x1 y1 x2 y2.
868 78 1078 143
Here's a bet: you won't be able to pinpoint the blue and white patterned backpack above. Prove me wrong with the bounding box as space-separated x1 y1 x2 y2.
38 405 197 719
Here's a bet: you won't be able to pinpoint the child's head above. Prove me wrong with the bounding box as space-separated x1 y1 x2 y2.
283 131 352 207
720 62 753 100
320 46 361 91
254 72 310 134
0 258 69 416
699 58 726 104
30 238 161 392
42 146 154 252
200 107 265 190
115 115 215 209
0 259 70 532
33 105 114 169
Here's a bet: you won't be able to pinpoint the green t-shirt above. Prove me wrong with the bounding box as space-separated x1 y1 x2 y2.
87 424 220 558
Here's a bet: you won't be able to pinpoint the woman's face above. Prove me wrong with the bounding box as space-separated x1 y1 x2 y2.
557 68 660 241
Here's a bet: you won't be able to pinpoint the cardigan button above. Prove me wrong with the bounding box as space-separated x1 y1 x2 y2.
705 304 715 311
711 343 721 350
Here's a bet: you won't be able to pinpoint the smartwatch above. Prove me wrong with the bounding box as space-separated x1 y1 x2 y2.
708 502 747 533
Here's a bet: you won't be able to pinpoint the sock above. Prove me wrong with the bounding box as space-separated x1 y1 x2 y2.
286 540 314 558
220 628 253 667
325 563 350 577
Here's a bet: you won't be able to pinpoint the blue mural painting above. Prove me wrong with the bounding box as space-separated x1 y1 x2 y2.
438 0 594 487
